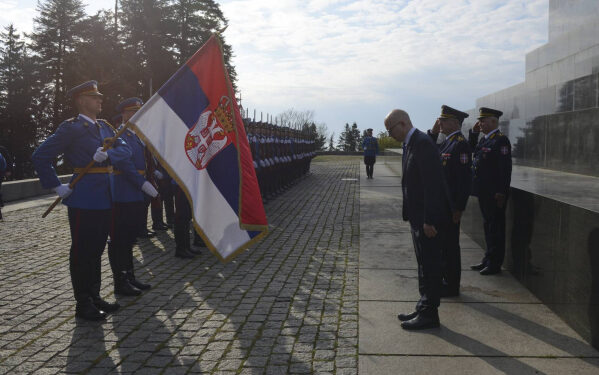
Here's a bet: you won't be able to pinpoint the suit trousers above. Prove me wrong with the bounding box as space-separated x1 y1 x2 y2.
108 201 145 274
364 155 376 177
441 220 461 293
478 194 507 268
411 227 443 312
67 207 111 303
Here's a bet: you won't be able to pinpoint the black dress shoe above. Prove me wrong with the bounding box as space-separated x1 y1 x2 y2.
93 298 120 313
75 302 107 321
126 271 151 290
152 223 169 231
175 247 195 259
397 310 419 321
480 266 501 275
114 274 142 296
401 312 440 330
470 262 486 271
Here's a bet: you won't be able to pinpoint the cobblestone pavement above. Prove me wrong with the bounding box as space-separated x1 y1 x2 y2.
0 157 360 374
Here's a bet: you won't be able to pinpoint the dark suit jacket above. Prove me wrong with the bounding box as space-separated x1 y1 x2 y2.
402 129 452 230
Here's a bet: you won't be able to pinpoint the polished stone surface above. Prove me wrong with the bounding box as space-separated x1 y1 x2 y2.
511 165 599 213
462 0 599 178
456 1 599 350
461 186 599 350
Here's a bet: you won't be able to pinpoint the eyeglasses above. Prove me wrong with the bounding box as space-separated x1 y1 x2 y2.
387 124 398 135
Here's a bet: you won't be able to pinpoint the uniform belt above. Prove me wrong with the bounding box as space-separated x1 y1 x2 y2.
112 169 146 176
73 166 113 174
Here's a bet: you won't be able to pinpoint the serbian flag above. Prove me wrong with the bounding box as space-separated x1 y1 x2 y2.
129 35 268 262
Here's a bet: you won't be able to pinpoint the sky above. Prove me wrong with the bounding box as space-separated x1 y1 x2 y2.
1 0 549 139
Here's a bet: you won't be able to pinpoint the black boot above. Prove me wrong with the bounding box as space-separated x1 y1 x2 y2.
126 270 151 290
114 272 142 296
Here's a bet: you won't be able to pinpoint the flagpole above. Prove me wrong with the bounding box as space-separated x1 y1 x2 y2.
42 122 133 218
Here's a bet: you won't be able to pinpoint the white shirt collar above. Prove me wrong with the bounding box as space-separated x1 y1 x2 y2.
485 128 500 139
404 127 416 147
78 114 96 125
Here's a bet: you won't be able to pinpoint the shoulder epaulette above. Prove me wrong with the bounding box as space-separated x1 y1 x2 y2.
98 119 116 131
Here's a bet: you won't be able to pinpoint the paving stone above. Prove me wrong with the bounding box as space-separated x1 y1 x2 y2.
0 158 359 374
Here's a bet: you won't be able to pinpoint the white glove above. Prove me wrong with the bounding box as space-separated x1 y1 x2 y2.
153 170 164 180
141 181 159 198
93 147 108 163
53 184 73 199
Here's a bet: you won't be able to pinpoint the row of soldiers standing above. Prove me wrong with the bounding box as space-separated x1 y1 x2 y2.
244 119 316 202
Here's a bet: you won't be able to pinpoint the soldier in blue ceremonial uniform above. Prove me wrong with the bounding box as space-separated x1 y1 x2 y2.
362 128 379 179
428 105 472 296
32 81 131 321
109 98 159 296
469 107 512 275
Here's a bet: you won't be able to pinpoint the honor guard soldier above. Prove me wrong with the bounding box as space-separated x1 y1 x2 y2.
428 105 472 296
32 81 131 321
108 98 159 296
469 107 512 275
362 128 379 179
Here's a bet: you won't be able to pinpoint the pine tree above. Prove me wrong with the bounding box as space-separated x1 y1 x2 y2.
168 0 237 86
73 10 134 118
328 133 335 151
120 0 177 97
350 122 361 151
30 0 86 133
338 123 352 151
0 25 41 178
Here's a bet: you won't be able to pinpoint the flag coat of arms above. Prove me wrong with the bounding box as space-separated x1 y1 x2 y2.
129 35 268 262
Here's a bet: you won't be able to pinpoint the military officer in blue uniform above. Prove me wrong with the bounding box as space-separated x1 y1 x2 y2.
109 98 159 296
32 81 131 321
362 128 379 179
428 105 472 296
469 107 512 275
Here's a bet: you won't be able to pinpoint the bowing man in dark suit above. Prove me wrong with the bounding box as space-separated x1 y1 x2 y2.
384 109 452 330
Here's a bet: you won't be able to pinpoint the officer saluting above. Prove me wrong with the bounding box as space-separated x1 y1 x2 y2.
469 107 512 275
32 81 131 321
428 105 472 296
108 98 158 296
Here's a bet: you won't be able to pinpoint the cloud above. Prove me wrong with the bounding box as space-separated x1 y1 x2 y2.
0 1 35 35
220 0 548 130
